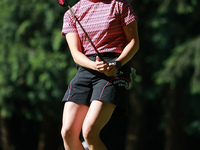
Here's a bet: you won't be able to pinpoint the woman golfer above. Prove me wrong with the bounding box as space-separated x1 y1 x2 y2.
60 0 139 149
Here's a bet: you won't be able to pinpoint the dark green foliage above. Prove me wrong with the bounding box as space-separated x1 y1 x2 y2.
0 0 74 120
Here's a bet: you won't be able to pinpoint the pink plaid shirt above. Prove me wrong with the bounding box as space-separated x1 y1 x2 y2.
62 0 137 55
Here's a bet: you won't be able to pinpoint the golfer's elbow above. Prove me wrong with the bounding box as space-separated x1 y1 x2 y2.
131 38 140 55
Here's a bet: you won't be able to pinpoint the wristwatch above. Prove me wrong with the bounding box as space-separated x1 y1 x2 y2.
114 61 122 69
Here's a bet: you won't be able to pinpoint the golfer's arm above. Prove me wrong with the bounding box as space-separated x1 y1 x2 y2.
65 32 96 70
115 20 140 66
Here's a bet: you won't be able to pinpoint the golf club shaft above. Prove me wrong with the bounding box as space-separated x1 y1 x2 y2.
67 5 105 61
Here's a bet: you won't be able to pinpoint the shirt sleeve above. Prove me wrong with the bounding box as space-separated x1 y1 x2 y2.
120 0 138 27
61 10 77 36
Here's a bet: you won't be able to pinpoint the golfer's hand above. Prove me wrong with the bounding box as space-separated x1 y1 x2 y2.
95 56 108 73
104 62 118 76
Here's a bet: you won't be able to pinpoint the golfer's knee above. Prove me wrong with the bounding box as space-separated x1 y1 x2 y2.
61 127 73 141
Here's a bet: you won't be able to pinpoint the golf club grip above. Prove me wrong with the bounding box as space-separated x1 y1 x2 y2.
96 53 104 61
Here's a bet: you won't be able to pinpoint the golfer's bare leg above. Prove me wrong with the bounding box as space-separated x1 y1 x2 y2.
61 102 89 150
82 100 116 150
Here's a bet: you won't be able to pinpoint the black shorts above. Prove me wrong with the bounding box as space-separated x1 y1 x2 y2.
62 53 132 116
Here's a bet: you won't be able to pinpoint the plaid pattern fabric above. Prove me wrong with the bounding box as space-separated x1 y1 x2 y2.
62 0 137 55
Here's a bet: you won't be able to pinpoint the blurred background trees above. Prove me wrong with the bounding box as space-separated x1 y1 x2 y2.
0 0 199 150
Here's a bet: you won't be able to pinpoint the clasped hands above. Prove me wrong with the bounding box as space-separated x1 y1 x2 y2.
95 56 118 76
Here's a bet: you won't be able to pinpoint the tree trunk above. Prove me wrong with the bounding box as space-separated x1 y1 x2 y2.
125 90 145 150
37 113 62 150
164 86 188 150
0 116 11 150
